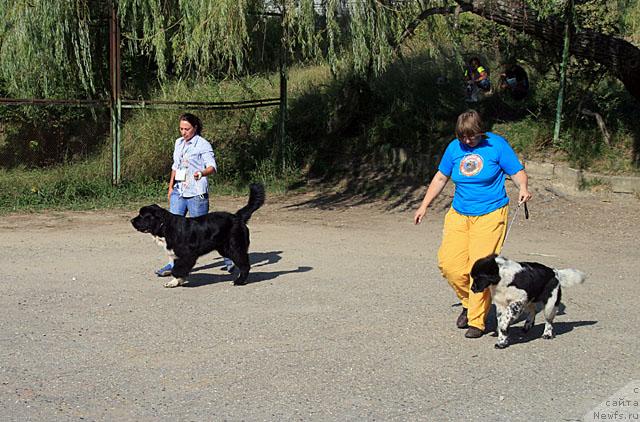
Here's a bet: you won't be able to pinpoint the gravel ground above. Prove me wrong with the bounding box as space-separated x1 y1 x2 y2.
1 180 639 421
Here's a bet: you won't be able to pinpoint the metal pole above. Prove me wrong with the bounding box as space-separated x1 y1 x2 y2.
109 0 122 185
279 1 288 172
553 0 573 144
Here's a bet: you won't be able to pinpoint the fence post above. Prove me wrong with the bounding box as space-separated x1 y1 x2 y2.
279 1 288 172
553 0 573 145
110 0 122 185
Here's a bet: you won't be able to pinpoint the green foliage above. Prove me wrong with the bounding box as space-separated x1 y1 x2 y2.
119 0 251 78
115 74 305 189
0 106 109 168
0 0 639 214
1 51 638 214
0 0 463 97
493 118 554 156
579 175 610 191
620 0 640 43
2 0 638 107
0 0 101 98
0 159 163 213
575 1 622 35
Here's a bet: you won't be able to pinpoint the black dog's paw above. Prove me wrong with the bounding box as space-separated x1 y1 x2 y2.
233 274 249 286
494 342 509 349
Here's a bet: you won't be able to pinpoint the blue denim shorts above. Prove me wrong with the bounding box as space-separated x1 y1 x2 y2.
169 191 209 217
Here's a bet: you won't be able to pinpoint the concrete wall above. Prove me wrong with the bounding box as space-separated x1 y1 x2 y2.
524 160 640 196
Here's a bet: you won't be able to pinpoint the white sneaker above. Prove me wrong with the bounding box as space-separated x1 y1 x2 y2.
221 262 235 273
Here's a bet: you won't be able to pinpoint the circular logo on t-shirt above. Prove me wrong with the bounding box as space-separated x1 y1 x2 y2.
459 154 483 176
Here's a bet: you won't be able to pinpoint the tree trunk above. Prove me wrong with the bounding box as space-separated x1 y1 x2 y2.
451 0 640 100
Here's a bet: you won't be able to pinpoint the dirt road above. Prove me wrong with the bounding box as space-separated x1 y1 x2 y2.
1 181 639 421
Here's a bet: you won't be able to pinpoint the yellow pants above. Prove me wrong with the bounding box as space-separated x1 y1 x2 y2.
437 206 509 331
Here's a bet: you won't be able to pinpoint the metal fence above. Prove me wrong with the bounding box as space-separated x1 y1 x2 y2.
0 2 287 185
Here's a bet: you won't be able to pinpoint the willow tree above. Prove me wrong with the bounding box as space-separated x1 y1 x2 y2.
0 0 101 98
116 0 459 82
0 0 456 98
1 0 639 99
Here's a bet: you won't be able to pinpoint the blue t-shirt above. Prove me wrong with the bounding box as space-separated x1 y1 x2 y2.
438 132 523 216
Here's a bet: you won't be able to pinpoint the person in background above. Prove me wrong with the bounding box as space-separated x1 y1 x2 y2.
155 113 235 277
464 57 491 102
499 63 529 100
413 109 532 338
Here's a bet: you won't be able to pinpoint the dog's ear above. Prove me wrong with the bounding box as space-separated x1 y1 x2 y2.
472 254 499 275
145 204 163 216
151 204 165 216
150 205 168 232
138 204 159 215
470 255 501 292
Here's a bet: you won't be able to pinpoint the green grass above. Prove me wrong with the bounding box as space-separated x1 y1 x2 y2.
0 162 162 214
0 153 305 214
1 57 638 214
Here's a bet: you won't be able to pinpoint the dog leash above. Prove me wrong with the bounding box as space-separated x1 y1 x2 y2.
502 201 529 249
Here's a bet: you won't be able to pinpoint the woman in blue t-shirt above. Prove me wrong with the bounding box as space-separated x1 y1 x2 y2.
413 109 532 338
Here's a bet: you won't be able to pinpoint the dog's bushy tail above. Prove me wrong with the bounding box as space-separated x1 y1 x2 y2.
555 268 587 287
236 183 265 223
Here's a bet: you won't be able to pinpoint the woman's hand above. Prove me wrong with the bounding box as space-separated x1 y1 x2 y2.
413 171 449 225
414 206 427 225
518 186 532 204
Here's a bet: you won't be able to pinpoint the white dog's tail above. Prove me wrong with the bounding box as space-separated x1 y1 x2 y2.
555 268 587 287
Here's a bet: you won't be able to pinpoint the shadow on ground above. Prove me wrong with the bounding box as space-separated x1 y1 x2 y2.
193 251 284 273
185 250 312 287
452 302 596 346
285 180 453 213
501 320 598 347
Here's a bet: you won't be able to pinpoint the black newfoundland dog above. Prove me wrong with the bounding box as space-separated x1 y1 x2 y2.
131 183 265 288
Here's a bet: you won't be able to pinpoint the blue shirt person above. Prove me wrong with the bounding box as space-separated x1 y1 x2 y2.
438 132 523 216
413 110 532 339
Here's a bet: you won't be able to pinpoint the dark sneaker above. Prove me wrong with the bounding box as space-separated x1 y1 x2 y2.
155 263 173 277
456 308 469 329
465 326 484 338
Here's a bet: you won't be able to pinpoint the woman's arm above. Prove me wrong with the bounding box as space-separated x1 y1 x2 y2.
167 170 176 203
413 171 450 224
510 169 532 204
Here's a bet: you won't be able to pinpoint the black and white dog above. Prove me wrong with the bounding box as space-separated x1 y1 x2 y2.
471 254 586 349
131 183 265 288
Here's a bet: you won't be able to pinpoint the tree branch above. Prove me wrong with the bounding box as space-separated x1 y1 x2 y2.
395 0 640 100
581 109 611 146
452 0 640 100
393 5 473 54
